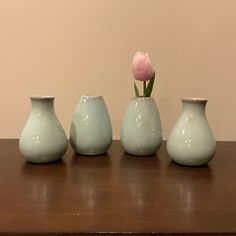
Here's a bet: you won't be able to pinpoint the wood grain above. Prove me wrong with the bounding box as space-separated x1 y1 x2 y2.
0 140 235 235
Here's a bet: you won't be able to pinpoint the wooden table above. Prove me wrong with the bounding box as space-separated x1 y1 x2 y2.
0 140 236 235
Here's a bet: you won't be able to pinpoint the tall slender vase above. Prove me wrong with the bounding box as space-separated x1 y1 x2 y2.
70 95 112 155
19 96 68 163
167 98 216 166
121 97 162 156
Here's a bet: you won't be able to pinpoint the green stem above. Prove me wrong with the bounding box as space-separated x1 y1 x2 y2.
143 81 146 96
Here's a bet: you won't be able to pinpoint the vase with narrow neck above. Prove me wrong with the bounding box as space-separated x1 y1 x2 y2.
70 95 112 155
121 97 162 156
167 98 216 166
19 96 68 163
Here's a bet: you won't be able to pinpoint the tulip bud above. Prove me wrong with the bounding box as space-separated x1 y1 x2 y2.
132 52 154 81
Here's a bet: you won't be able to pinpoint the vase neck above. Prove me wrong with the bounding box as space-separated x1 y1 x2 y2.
30 96 55 114
182 99 207 115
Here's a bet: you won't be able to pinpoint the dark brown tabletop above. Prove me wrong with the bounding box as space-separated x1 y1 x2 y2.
0 140 236 235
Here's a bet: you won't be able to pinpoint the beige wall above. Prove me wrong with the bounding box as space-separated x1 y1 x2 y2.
0 0 236 140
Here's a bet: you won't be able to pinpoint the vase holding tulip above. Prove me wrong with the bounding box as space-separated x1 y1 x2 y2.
121 52 162 156
121 96 162 156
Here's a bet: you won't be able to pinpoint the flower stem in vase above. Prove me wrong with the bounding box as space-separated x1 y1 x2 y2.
143 81 146 96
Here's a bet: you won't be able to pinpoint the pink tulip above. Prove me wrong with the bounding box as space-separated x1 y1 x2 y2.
132 52 154 81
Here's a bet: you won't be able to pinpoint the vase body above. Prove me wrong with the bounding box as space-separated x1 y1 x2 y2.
167 98 216 166
19 96 68 163
121 97 162 156
70 95 112 155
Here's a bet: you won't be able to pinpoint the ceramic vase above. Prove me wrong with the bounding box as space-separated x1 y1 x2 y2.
121 97 162 156
167 98 216 166
70 95 112 155
19 96 68 163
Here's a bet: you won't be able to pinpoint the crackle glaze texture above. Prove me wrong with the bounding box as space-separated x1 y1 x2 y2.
19 96 68 163
70 95 112 155
167 98 216 166
121 97 162 156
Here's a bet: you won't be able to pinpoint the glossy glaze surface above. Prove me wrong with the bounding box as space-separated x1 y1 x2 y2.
19 96 68 163
70 95 112 155
167 98 216 166
121 97 162 156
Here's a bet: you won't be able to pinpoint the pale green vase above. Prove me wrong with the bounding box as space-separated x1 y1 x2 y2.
19 96 68 163
121 97 162 156
70 95 112 155
167 98 216 166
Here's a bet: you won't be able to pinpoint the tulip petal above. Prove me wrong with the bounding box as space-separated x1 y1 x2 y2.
132 52 154 81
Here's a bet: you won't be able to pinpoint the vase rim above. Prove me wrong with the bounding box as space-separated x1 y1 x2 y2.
182 97 207 103
30 95 55 100
81 95 102 99
132 96 153 100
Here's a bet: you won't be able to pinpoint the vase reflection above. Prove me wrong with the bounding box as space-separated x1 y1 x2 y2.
119 153 160 212
166 161 213 220
70 154 112 212
21 161 68 212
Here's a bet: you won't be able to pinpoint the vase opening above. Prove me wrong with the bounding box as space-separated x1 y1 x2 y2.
133 96 153 100
182 97 207 103
30 95 55 100
82 95 102 99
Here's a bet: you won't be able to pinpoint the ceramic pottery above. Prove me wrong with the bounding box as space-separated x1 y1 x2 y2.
121 97 162 156
167 98 216 166
70 95 112 155
19 96 68 163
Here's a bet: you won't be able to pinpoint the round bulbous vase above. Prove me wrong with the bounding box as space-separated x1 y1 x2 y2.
19 96 68 164
167 98 216 166
70 95 112 155
121 97 162 156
